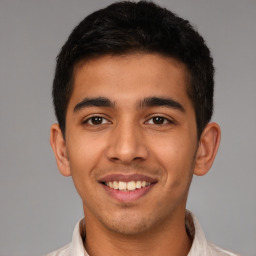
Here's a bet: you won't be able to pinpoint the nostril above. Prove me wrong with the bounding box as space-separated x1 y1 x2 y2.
110 157 120 162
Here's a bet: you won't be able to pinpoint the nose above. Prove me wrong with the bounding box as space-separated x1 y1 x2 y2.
106 121 148 164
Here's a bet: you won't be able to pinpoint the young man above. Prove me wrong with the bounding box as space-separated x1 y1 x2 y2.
48 1 239 255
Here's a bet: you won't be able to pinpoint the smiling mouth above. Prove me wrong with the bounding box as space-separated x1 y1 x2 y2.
99 174 157 201
104 181 151 191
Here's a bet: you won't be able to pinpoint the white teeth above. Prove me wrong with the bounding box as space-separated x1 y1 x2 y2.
105 181 151 191
108 181 113 188
113 181 119 189
127 181 136 191
136 181 142 189
119 181 127 190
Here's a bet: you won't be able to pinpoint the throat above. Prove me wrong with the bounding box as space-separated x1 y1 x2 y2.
83 215 192 256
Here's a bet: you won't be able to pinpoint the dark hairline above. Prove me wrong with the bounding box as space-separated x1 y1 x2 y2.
53 1 214 140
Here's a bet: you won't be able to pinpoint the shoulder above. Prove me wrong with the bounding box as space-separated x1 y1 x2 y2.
45 243 71 256
208 242 241 256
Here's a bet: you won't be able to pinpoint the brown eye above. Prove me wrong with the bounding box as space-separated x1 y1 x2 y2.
91 117 103 125
146 116 173 125
85 116 110 125
152 116 165 124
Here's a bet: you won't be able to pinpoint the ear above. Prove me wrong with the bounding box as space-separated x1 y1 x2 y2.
194 122 221 176
50 123 71 176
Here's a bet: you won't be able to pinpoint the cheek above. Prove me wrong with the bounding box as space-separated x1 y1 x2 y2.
150 133 196 179
66 137 104 207
66 132 106 184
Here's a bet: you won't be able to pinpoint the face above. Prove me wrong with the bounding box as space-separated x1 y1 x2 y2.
59 54 200 235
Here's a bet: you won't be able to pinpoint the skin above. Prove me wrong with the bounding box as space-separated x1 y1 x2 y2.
50 53 221 256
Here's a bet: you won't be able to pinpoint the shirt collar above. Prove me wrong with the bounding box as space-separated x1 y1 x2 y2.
70 218 88 256
186 211 212 255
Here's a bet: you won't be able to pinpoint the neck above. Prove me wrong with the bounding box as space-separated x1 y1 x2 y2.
83 209 192 256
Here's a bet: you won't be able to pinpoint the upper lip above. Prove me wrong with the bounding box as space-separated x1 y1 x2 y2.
98 174 158 183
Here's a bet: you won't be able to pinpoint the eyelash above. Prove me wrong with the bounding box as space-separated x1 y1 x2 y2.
145 116 174 125
83 116 111 126
82 115 174 126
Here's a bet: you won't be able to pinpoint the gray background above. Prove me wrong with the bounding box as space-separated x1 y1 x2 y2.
0 0 255 255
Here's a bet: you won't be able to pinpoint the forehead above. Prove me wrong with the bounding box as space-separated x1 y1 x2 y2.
70 53 192 110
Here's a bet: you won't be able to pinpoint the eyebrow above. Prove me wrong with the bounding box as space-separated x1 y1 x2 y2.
73 96 185 113
73 97 115 112
139 97 185 112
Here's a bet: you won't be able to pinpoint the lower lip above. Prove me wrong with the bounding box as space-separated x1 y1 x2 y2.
102 183 155 202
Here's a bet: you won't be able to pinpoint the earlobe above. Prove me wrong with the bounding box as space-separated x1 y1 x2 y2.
50 123 71 176
194 122 221 176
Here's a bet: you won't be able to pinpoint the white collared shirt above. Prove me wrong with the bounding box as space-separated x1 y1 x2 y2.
46 211 239 256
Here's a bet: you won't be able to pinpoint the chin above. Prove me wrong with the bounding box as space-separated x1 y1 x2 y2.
101 211 159 236
107 220 149 236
